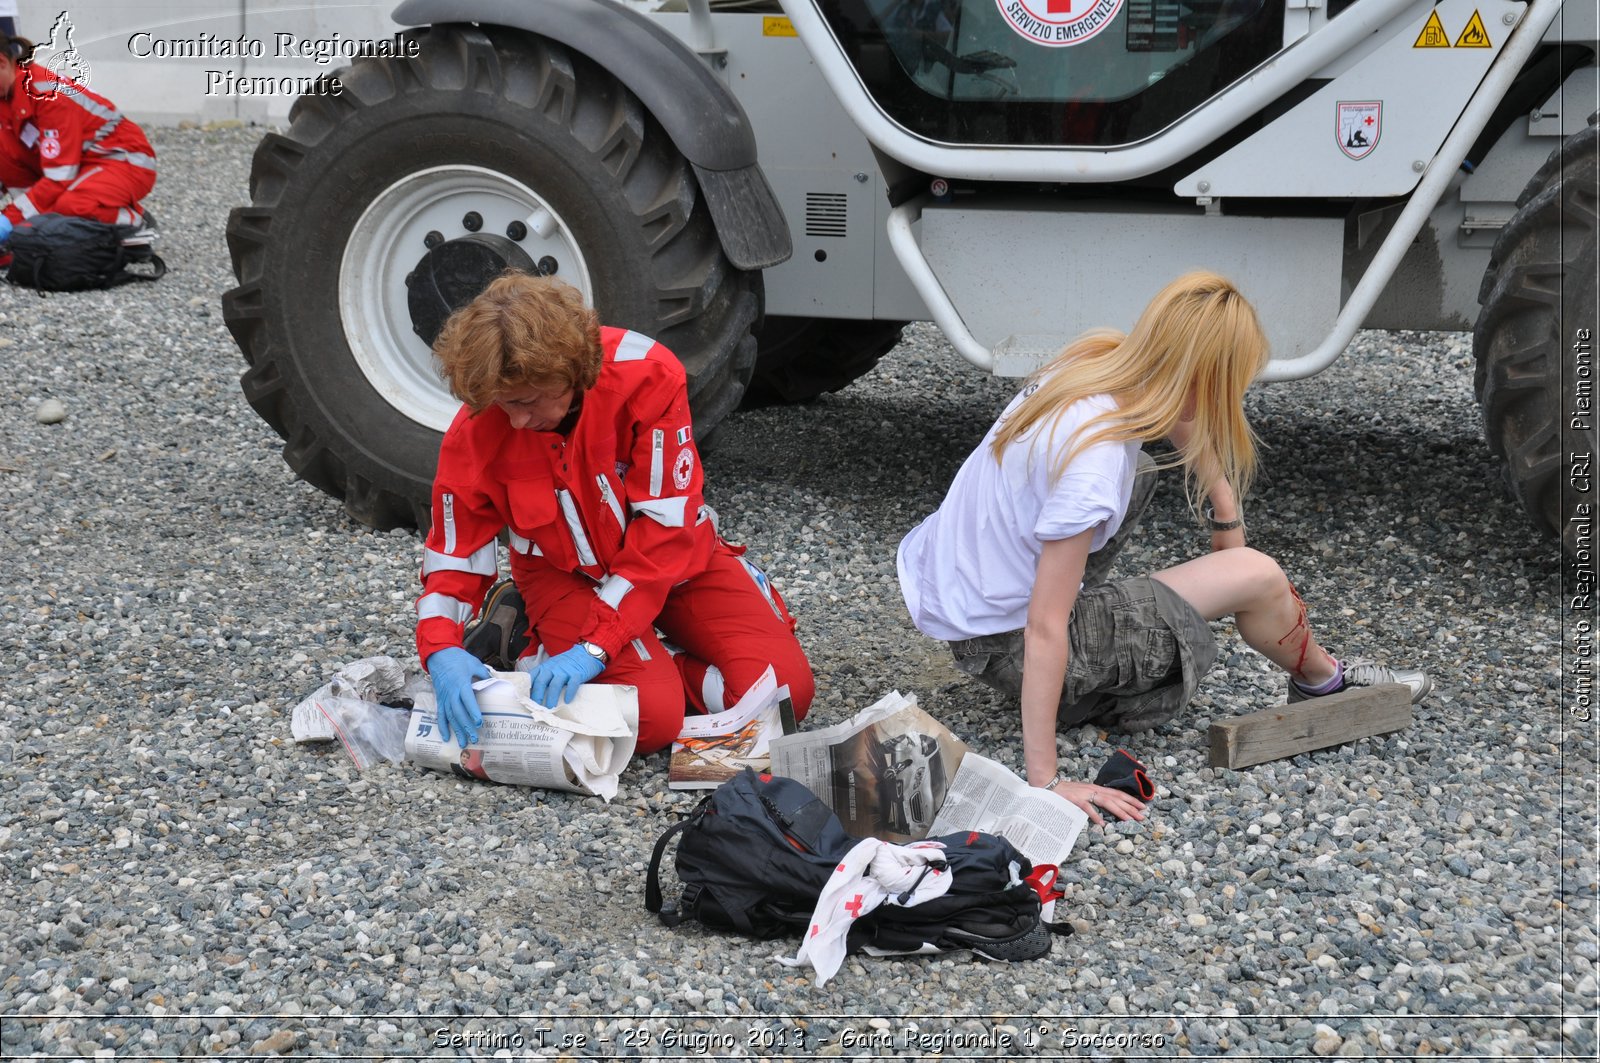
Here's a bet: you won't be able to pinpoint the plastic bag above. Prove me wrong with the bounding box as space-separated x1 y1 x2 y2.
316 696 411 771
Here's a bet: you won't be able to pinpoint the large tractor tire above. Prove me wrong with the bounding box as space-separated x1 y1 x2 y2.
741 316 906 408
223 25 760 530
1474 121 1599 557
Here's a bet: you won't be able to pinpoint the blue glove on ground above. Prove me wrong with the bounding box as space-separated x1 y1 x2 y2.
427 646 491 748
0 215 13 243
529 644 606 708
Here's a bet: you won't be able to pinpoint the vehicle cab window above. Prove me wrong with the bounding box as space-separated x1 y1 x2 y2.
822 0 1284 146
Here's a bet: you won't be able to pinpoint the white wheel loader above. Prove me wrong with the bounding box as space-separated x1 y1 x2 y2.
223 0 1597 554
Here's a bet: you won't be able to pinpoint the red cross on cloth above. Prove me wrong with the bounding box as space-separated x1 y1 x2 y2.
843 894 866 919
1047 0 1072 11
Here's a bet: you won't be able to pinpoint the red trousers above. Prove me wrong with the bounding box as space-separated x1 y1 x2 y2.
516 544 815 754
0 159 154 224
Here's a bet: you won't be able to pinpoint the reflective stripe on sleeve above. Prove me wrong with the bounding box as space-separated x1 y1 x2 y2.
631 638 652 662
422 541 496 577
42 164 77 182
86 147 157 170
90 116 122 142
557 489 597 566
596 573 634 610
416 593 472 624
597 474 625 527
613 330 653 362
696 504 719 532
628 496 688 527
649 429 664 497
14 193 38 218
29 81 119 122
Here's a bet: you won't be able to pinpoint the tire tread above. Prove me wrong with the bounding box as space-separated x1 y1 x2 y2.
222 25 759 530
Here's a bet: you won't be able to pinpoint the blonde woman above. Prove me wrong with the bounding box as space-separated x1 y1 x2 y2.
897 272 1430 826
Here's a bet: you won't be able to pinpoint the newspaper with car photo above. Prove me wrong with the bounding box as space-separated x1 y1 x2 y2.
768 692 1087 864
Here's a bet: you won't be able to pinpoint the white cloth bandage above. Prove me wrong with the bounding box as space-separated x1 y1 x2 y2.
777 838 952 986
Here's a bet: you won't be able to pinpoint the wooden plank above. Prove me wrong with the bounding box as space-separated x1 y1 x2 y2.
1208 684 1411 769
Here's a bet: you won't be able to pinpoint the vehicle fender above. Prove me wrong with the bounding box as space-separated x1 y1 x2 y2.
391 0 791 269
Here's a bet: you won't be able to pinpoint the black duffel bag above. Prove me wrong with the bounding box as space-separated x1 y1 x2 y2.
7 213 165 291
645 768 1070 961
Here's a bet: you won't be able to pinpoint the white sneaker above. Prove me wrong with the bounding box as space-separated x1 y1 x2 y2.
1288 658 1432 704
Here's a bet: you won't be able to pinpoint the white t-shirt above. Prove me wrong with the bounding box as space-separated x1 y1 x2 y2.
897 389 1139 641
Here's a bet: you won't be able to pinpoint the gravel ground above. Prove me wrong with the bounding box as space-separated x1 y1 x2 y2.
0 127 1594 1060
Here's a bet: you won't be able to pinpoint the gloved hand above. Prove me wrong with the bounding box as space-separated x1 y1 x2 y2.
0 215 13 243
529 644 606 708
427 646 491 748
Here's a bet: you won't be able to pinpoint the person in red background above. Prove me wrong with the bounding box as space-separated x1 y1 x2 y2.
416 272 815 754
0 32 157 246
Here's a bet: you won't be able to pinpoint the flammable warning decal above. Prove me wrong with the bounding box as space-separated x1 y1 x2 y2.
1455 10 1493 47
1337 100 1382 161
997 0 1125 48
1413 10 1451 47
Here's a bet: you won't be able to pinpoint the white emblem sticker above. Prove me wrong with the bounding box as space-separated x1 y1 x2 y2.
996 0 1124 47
1337 101 1382 160
672 447 694 491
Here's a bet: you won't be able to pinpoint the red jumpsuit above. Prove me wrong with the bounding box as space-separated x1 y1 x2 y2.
0 67 155 226
416 327 815 753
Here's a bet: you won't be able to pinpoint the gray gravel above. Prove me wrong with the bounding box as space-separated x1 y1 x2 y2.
0 127 1594 1059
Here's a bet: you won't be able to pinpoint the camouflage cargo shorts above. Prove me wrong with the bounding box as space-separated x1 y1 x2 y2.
948 575 1217 733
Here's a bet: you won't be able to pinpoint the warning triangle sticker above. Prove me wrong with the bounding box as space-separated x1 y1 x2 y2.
1414 10 1451 47
1455 9 1492 47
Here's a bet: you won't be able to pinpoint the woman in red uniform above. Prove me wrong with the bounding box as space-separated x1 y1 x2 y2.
0 32 157 246
416 272 815 754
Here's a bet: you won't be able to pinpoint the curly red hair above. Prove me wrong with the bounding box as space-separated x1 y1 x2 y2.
433 272 602 411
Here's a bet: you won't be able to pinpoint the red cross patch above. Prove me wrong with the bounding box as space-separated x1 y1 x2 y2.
843 894 865 918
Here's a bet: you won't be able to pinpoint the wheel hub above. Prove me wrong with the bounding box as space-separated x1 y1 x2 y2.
339 164 592 433
405 233 536 347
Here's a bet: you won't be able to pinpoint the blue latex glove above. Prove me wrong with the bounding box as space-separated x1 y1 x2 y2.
0 215 12 243
427 646 491 748
529 644 606 708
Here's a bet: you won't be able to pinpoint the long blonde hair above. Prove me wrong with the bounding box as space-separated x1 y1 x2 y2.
990 271 1270 512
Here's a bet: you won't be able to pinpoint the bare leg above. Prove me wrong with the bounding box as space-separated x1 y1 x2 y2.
1149 548 1338 685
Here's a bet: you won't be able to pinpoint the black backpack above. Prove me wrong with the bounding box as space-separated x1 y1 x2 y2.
645 769 1070 961
7 213 166 291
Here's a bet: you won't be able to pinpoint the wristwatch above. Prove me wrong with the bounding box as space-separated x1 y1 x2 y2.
1203 501 1243 532
578 641 609 665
